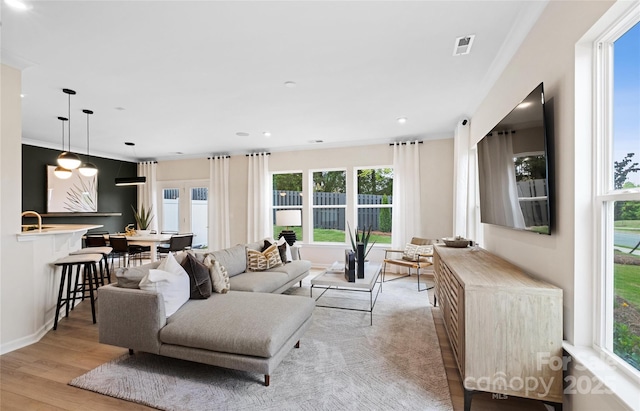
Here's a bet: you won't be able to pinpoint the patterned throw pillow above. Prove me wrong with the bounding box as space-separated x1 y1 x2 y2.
402 243 433 262
262 239 289 263
202 254 230 294
247 243 283 271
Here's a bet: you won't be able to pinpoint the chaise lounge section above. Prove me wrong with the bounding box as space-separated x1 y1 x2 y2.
98 241 315 386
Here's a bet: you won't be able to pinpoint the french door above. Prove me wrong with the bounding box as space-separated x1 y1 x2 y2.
157 180 208 249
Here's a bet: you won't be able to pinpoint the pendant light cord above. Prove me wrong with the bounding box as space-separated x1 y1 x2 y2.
67 91 71 151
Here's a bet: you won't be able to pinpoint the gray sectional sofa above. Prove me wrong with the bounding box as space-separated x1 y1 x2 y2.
98 242 314 386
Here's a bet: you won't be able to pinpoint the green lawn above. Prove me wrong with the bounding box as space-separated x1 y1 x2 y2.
615 220 640 231
615 263 640 307
273 226 391 244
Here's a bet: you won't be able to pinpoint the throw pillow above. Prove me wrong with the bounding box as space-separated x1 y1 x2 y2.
139 268 190 317
247 243 283 271
402 243 433 262
180 253 213 299
115 261 161 288
262 238 289 264
203 254 230 294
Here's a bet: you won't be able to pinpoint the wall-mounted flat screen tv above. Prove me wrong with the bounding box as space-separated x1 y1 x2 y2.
477 82 552 235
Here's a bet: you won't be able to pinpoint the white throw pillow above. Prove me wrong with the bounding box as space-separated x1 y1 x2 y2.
276 237 293 262
140 253 190 317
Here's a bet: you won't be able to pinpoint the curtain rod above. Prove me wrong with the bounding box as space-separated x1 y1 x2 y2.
389 141 423 146
245 152 271 157
208 155 231 160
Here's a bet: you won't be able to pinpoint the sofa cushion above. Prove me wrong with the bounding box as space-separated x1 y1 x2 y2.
268 259 311 282
247 244 282 271
228 271 289 293
209 244 247 277
115 261 161 288
180 253 212 299
159 291 315 358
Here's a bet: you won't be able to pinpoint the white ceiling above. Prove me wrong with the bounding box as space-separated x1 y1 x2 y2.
2 1 548 162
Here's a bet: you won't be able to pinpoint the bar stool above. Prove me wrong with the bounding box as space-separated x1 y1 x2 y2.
70 246 113 285
52 253 103 330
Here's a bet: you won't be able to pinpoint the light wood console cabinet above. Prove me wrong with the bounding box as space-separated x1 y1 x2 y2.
433 245 563 411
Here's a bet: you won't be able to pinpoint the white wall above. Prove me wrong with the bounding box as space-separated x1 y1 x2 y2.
155 139 454 264
467 1 633 409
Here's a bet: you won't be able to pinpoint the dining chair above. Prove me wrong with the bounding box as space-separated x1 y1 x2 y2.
157 233 193 258
109 235 143 267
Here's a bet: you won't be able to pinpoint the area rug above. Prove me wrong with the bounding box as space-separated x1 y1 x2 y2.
70 274 453 411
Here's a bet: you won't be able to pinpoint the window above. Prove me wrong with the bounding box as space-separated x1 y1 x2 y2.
595 17 640 375
312 170 346 242
356 168 393 244
272 172 303 240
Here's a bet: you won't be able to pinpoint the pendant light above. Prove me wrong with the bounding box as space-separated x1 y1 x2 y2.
78 109 98 177
56 88 81 170
53 116 72 179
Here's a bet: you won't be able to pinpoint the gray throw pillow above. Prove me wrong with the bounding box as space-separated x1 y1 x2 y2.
180 253 213 299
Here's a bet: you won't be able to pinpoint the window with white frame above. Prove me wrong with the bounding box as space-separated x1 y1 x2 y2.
272 172 303 240
312 170 346 242
595 15 640 375
356 167 393 244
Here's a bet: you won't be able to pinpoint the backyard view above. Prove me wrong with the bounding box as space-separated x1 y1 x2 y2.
610 19 640 372
272 168 393 244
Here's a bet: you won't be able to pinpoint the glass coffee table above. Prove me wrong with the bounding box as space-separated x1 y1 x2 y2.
310 262 382 325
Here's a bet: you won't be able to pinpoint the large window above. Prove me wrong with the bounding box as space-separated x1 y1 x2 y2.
356 168 393 244
272 172 303 241
312 170 346 242
596 17 640 375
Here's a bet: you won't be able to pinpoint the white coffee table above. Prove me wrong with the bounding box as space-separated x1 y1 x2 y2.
310 262 382 325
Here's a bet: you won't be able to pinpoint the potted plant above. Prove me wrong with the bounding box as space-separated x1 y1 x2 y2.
347 222 376 260
131 204 154 236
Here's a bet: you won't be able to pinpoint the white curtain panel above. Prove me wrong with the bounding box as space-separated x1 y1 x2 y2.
208 156 231 251
246 153 271 242
453 121 470 238
391 141 422 249
137 161 158 232
477 131 526 229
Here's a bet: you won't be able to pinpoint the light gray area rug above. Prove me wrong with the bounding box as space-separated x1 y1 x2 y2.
70 274 453 411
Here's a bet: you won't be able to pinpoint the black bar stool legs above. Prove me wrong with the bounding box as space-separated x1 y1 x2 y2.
52 253 103 330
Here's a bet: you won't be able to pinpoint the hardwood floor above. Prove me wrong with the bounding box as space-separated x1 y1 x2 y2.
1 277 546 411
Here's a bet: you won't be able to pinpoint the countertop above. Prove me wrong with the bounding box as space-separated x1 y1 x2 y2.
17 224 103 241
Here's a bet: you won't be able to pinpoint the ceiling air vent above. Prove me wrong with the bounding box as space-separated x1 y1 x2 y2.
453 35 475 56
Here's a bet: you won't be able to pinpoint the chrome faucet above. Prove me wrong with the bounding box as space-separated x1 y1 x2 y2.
21 211 42 232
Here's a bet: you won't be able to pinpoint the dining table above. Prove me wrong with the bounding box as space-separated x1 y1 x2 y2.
104 233 172 262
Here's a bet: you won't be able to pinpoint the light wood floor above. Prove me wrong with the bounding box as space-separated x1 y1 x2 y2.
1 276 546 411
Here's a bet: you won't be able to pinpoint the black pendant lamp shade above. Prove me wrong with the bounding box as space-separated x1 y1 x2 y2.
56 89 81 170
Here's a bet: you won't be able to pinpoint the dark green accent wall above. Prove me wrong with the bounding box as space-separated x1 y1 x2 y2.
22 144 138 233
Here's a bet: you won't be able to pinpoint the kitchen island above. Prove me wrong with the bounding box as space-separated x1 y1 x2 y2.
2 224 103 354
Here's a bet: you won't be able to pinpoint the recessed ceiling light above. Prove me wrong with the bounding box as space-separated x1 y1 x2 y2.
308 139 324 144
124 142 135 146
396 117 407 124
5 0 31 11
115 107 126 111
176 152 183 155
236 132 250 137
263 132 272 138
284 81 297 88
